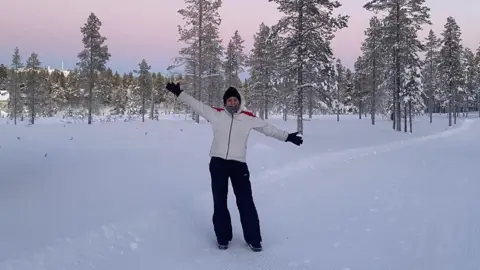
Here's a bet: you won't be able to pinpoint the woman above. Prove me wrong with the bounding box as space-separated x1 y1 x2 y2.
165 82 303 252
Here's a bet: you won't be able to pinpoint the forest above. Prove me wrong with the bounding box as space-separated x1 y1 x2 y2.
0 0 479 133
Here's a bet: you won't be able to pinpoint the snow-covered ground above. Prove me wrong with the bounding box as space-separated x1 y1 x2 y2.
0 113 479 270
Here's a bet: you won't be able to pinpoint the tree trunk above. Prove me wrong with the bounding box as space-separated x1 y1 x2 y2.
453 89 457 125
296 5 304 134
142 85 145 122
195 0 203 124
336 80 340 122
409 100 412 133
428 95 433 123
358 101 362 119
13 70 17 125
31 83 35 124
88 73 94 124
395 2 401 131
150 75 154 120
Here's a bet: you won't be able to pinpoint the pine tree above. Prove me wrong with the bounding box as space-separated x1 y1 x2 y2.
224 30 246 88
364 0 431 131
360 16 385 125
462 48 477 117
352 56 370 118
476 45 480 116
77 12 111 124
403 63 423 132
0 64 7 87
134 59 151 122
10 47 24 124
247 23 277 119
202 15 224 107
438 17 463 127
174 0 222 123
268 0 348 133
423 29 441 123
25 52 42 124
334 59 345 121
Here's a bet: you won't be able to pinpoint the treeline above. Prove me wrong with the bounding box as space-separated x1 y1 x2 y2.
0 0 479 133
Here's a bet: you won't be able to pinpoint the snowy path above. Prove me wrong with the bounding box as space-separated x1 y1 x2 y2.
1 118 479 269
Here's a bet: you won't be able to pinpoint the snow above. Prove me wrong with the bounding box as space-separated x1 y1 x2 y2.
1 113 479 270
0 90 8 101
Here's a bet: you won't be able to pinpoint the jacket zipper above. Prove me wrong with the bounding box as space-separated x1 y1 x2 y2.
225 115 234 159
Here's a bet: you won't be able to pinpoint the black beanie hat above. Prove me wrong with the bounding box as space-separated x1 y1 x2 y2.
223 87 241 104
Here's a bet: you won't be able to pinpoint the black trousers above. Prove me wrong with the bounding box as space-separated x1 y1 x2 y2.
208 156 262 244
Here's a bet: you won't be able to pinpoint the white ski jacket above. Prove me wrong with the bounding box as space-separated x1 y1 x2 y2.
177 91 289 163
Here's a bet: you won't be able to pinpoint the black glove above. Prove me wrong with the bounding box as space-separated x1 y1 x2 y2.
286 132 303 146
165 82 183 97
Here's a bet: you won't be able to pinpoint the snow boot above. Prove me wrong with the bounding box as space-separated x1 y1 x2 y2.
217 240 229 250
247 242 262 252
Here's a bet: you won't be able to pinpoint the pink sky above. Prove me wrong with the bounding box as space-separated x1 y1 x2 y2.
1 0 479 76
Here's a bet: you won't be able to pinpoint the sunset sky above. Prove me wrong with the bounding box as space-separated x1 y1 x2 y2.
0 0 478 77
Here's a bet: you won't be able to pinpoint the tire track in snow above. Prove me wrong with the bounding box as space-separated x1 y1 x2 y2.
252 119 474 187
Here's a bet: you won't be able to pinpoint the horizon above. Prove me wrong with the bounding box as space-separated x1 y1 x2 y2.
1 0 479 79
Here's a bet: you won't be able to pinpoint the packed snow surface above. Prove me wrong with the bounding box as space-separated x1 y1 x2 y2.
0 113 479 270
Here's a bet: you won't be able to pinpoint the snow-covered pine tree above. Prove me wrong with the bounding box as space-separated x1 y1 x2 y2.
151 72 166 119
462 48 477 117
10 47 24 124
364 0 431 131
25 52 42 124
342 68 355 112
352 56 370 118
202 16 224 107
64 69 82 111
123 72 139 118
334 59 345 121
360 16 386 125
224 30 246 89
175 0 222 123
246 23 278 119
438 17 463 127
402 62 424 132
422 29 441 123
0 64 7 88
399 14 426 132
47 69 67 112
39 69 54 117
268 0 348 134
77 12 111 124
110 71 127 115
275 43 299 120
97 68 114 108
134 59 152 122
476 45 480 116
